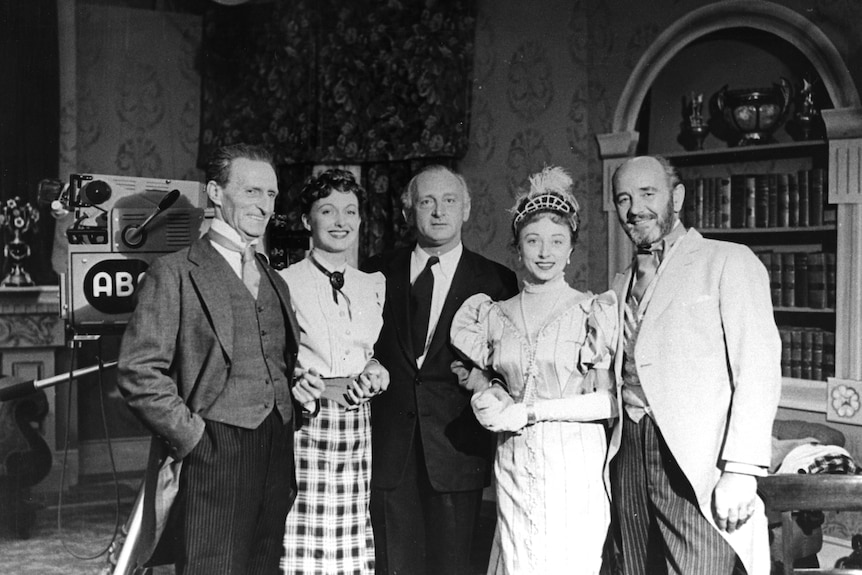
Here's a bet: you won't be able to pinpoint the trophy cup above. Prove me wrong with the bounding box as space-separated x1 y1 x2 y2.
714 78 792 146
1 196 40 287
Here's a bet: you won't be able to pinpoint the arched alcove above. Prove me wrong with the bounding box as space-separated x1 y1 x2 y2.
611 0 859 136
597 0 862 411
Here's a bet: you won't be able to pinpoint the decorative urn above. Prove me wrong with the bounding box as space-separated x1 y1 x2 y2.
714 78 792 146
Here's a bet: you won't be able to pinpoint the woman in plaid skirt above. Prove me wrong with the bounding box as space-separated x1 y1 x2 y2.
279 169 389 574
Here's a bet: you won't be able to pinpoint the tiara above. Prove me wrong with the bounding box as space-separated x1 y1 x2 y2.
511 166 579 234
512 193 574 230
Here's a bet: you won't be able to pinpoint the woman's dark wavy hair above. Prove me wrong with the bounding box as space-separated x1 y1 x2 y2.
299 169 365 215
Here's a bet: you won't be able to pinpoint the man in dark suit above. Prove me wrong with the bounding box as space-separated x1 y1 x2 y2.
117 143 323 575
364 165 518 575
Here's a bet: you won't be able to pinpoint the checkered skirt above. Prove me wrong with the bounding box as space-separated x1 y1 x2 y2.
281 398 374 575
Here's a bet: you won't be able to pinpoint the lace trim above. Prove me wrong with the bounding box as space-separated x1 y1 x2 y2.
490 292 594 403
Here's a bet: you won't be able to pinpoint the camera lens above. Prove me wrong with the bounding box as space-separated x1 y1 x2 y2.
81 180 112 205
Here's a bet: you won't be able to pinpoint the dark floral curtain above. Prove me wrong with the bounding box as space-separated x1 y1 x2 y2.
200 0 476 165
200 0 475 261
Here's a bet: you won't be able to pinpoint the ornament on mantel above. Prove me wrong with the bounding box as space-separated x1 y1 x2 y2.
679 91 709 151
788 77 824 141
0 197 40 287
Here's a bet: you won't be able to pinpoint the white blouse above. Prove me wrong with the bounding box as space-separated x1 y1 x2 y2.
279 256 385 378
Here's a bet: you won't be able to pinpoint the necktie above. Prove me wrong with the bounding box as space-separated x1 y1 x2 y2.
208 230 261 298
630 246 660 303
241 244 261 299
411 256 439 359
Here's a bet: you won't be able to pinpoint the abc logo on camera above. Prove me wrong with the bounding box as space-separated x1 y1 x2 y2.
68 252 162 330
83 258 150 314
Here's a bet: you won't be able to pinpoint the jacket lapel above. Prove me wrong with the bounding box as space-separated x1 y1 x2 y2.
423 248 476 362
188 239 234 360
386 249 415 362
642 229 702 322
189 242 233 358
611 269 630 377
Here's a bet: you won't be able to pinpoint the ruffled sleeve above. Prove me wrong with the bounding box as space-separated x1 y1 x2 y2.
368 271 386 312
577 290 618 374
450 293 496 368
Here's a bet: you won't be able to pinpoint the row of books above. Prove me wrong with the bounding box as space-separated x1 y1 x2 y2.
756 251 835 309
779 327 835 382
681 168 835 230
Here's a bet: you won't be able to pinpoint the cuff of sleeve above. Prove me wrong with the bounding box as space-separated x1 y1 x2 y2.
526 403 537 425
302 399 321 419
172 414 206 461
722 461 768 477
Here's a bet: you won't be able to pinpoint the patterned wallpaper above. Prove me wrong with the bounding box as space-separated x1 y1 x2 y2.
68 6 203 443
74 6 202 181
459 0 601 291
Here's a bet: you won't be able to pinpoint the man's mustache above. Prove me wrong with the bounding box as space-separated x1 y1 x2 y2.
626 214 654 224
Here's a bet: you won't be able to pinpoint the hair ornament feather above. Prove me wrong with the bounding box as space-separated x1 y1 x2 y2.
511 166 580 236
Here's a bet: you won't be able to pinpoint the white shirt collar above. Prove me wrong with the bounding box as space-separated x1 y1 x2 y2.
210 218 257 248
411 242 463 282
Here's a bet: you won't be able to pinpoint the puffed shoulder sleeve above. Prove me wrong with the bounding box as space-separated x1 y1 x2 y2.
578 290 618 372
369 271 386 310
450 293 496 368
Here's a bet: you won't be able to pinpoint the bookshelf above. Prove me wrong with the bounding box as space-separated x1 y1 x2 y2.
596 1 862 421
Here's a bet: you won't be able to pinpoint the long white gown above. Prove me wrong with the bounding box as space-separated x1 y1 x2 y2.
451 279 617 575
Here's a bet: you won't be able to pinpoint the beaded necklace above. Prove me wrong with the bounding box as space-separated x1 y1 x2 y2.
518 276 567 403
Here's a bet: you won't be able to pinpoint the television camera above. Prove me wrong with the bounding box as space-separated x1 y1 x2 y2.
53 173 210 334
0 173 209 573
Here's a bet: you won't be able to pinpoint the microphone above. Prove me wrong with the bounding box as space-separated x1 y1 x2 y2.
0 361 118 401
121 189 181 248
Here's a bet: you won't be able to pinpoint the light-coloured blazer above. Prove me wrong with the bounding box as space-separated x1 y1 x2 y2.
608 228 781 575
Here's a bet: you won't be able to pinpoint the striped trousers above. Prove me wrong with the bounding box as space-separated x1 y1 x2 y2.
612 413 742 575
172 410 295 575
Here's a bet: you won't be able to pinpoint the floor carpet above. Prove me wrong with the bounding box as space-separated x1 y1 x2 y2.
0 485 495 575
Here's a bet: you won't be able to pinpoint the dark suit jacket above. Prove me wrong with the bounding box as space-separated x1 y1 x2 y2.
117 237 301 564
364 246 518 492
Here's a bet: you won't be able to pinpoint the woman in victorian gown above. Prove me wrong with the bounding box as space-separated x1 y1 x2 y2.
451 167 618 575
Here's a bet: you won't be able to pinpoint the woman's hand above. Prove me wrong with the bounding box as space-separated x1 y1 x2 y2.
292 366 326 412
450 361 495 393
485 403 528 433
471 386 528 432
345 359 390 409
471 385 513 429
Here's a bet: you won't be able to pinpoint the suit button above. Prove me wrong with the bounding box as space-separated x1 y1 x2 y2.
414 376 421 385
407 411 416 418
